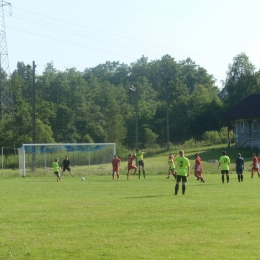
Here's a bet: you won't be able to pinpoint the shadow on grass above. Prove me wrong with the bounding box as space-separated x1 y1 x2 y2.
192 183 219 186
124 195 166 199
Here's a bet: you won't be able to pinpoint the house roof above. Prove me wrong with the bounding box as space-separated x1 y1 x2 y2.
221 92 260 120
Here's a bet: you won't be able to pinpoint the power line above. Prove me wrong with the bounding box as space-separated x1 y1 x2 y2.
105 0 257 33
8 6 229 63
6 25 137 60
6 25 226 72
8 14 166 58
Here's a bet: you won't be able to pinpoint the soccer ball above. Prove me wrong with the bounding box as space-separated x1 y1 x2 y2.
81 177 85 181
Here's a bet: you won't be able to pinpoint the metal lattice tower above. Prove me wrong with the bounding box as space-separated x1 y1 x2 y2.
0 1 13 120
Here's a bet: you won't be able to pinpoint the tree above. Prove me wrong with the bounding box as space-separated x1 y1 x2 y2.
96 81 127 143
9 102 32 146
130 56 150 79
84 61 130 86
179 58 216 94
1 55 230 151
85 122 107 142
224 53 257 107
188 85 211 139
149 55 184 145
169 83 190 143
126 77 158 148
143 128 158 148
50 104 79 142
35 119 55 143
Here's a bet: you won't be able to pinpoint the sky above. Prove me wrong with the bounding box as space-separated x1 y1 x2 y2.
2 0 260 88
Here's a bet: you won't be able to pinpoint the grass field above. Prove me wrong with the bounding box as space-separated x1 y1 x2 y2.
1 146 260 260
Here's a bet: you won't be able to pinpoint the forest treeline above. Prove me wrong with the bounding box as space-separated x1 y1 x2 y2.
1 52 260 150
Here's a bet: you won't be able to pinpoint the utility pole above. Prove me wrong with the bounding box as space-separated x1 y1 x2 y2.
0 1 13 120
135 87 138 150
166 91 170 151
130 85 138 150
32 61 36 144
32 61 36 171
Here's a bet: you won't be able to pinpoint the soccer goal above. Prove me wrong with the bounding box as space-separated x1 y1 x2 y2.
18 143 116 177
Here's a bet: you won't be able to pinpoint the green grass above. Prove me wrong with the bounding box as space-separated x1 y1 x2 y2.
1 146 260 259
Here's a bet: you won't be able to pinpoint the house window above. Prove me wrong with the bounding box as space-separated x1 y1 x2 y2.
253 120 257 132
240 121 245 133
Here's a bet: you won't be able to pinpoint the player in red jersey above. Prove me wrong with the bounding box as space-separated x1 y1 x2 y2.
112 155 121 180
127 154 137 180
250 153 260 178
193 153 205 183
193 153 201 179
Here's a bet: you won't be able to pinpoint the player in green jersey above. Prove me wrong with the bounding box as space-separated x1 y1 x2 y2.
52 158 62 182
135 149 147 179
218 151 230 184
174 150 190 195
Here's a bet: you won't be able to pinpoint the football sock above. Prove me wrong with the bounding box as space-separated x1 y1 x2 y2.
182 184 186 195
227 175 229 183
238 175 241 182
143 170 146 178
222 175 224 183
241 175 243 182
175 184 179 195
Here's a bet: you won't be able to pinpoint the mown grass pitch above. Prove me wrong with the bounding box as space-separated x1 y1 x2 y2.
1 168 260 260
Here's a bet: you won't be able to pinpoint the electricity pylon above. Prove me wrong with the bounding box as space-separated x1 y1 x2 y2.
0 0 13 120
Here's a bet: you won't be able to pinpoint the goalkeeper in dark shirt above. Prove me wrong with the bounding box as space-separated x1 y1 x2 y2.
236 153 244 182
62 156 73 177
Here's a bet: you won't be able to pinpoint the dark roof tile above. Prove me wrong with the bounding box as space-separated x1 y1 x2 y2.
221 92 260 120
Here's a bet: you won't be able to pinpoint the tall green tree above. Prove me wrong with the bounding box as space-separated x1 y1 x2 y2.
35 119 55 143
126 77 158 148
148 55 182 145
179 58 216 94
96 81 127 143
188 85 222 139
49 104 79 142
224 53 258 107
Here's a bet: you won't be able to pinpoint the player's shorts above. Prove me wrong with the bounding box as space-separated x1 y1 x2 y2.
196 166 202 172
113 167 119 172
221 170 229 174
176 175 187 183
252 167 259 171
63 166 71 172
54 172 59 176
138 160 144 167
195 171 202 176
236 167 243 174
128 165 137 170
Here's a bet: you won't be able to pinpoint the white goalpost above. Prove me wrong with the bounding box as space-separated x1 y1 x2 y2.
18 143 116 177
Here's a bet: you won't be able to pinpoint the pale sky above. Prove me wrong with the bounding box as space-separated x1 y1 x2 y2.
3 0 260 88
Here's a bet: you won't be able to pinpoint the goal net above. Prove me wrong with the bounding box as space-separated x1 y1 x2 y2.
18 143 116 177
